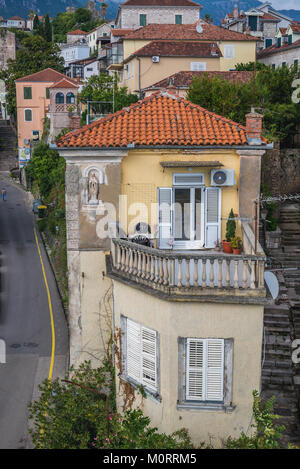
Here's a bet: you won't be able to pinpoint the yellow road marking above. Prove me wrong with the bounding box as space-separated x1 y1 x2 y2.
33 227 56 381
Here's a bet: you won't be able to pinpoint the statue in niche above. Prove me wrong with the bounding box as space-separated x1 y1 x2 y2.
88 170 99 204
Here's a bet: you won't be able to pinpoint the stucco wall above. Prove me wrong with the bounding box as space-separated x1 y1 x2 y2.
121 56 220 93
113 280 264 446
120 148 242 240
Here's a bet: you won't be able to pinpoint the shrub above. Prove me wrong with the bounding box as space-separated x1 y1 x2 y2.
226 209 236 242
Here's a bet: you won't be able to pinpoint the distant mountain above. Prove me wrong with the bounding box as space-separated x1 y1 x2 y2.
0 0 299 26
0 0 81 19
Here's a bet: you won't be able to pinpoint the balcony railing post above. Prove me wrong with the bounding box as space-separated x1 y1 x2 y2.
111 240 266 298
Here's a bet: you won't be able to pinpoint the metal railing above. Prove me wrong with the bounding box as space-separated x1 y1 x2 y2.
111 239 266 298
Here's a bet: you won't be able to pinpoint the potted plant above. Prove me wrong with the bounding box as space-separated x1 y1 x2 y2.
230 236 242 255
223 208 236 253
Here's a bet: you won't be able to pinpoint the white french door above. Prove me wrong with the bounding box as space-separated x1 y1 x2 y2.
158 181 221 250
173 186 205 249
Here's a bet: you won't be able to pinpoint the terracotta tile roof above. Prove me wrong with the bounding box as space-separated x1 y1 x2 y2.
67 29 87 35
290 23 300 34
49 78 79 89
8 16 25 21
56 91 258 149
257 38 300 57
144 70 254 90
121 0 201 6
111 28 135 37
131 41 222 58
15 68 78 84
124 22 257 41
261 13 280 21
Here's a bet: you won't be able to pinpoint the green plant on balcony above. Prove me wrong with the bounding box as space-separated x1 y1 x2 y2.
230 236 242 254
223 209 236 253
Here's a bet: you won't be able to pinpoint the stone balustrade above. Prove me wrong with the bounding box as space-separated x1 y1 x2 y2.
111 239 267 299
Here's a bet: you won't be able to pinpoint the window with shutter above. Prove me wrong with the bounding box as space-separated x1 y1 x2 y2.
186 338 224 402
158 187 173 249
125 318 158 393
190 62 206 71
24 109 32 122
224 45 235 59
205 187 221 248
24 87 32 99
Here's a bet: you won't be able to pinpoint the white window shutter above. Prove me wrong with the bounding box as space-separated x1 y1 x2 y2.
158 187 173 249
205 187 221 248
141 326 157 390
206 339 224 401
186 339 205 400
127 319 141 382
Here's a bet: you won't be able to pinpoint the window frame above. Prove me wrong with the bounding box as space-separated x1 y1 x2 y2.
139 14 147 27
175 14 182 25
23 86 32 100
120 316 161 400
224 44 235 59
190 61 207 71
177 337 235 412
24 108 32 122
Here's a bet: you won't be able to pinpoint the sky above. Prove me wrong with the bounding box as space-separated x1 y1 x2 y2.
271 0 300 9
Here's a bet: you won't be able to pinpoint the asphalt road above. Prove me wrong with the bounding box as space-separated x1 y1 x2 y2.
0 174 69 449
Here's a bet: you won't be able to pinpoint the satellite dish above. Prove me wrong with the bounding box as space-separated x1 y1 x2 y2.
264 271 279 300
196 21 203 34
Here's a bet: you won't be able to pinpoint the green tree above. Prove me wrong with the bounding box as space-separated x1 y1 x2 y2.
225 390 285 449
74 7 92 24
187 66 300 143
204 13 213 24
44 14 52 42
235 62 268 71
0 35 64 116
79 73 138 118
29 361 194 449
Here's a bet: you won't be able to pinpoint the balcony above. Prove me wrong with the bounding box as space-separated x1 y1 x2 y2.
109 237 267 302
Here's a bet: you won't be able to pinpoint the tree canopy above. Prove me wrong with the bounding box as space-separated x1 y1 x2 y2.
187 65 300 144
52 8 105 43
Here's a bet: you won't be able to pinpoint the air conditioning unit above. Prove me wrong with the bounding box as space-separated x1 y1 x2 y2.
210 169 235 186
152 56 160 63
32 130 40 141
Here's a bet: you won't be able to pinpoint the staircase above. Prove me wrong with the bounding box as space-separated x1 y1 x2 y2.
262 203 300 447
0 119 17 171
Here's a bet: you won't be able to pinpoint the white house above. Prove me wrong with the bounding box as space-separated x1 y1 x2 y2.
257 23 300 68
6 16 26 29
86 21 115 55
60 42 90 67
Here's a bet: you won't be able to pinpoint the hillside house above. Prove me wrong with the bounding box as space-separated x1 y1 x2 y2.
56 91 272 446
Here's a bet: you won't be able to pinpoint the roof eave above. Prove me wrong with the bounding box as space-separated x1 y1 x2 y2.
55 143 273 152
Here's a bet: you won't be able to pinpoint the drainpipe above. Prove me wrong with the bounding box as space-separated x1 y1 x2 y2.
136 56 141 99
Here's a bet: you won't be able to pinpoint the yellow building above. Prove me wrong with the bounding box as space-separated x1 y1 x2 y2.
109 20 257 94
57 92 272 446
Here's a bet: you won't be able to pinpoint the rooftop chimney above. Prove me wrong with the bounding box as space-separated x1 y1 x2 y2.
233 5 239 19
246 108 263 145
70 115 81 130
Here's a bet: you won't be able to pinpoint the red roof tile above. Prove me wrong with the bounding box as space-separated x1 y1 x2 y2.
257 38 300 57
15 68 78 84
111 28 135 37
121 0 201 6
57 92 259 149
67 29 87 35
290 24 300 34
124 22 257 41
130 41 222 58
49 78 79 89
144 70 254 90
261 13 280 21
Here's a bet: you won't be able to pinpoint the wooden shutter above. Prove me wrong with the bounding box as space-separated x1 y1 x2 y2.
158 187 173 249
141 326 157 390
186 339 204 400
206 339 224 401
186 338 224 402
205 187 221 248
126 319 141 382
24 87 32 99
